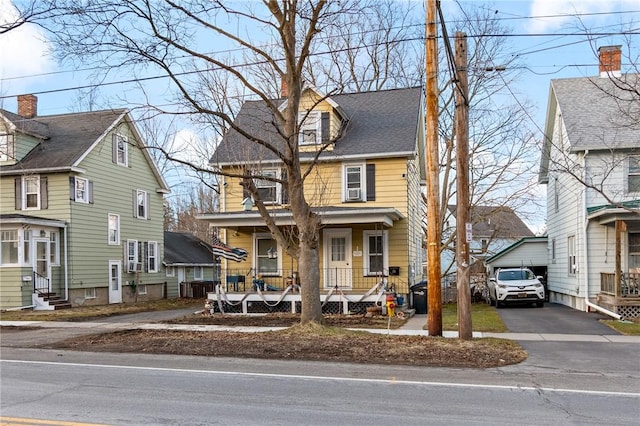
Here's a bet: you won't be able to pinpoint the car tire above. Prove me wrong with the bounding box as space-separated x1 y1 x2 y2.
495 299 502 308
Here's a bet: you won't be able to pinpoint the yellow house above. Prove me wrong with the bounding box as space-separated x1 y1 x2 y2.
199 86 426 313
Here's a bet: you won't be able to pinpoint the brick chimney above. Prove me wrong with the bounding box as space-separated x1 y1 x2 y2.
281 78 288 98
17 94 38 118
598 45 622 78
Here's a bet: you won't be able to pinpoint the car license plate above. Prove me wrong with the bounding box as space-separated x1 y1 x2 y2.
517 292 527 298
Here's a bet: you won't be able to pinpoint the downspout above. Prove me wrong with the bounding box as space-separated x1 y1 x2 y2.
64 223 69 301
580 150 621 319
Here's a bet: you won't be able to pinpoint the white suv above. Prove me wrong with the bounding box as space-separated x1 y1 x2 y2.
488 268 545 308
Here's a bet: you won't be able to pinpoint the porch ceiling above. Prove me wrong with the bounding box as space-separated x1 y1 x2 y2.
197 206 405 228
587 208 640 226
0 214 66 228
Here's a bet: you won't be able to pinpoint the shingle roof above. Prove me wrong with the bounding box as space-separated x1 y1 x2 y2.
164 231 215 265
1 109 127 172
550 74 640 151
211 87 423 165
447 205 534 239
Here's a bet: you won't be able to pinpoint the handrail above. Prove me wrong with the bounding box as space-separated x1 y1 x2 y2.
32 270 50 295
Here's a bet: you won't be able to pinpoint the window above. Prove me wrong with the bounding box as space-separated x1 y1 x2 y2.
1 230 19 265
193 266 203 280
629 233 640 270
255 234 279 275
342 163 375 202
166 266 175 277
147 241 158 273
629 156 640 192
84 288 96 299
113 134 128 166
568 235 576 275
24 176 40 209
49 232 59 265
23 230 31 265
138 284 147 295
0 134 14 161
70 177 92 203
14 176 47 211
126 239 139 272
299 111 320 145
363 230 388 276
255 169 278 204
551 238 556 263
134 189 148 219
108 214 120 245
345 164 364 201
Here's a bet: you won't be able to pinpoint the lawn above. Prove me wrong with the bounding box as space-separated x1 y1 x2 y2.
602 318 640 335
442 302 508 332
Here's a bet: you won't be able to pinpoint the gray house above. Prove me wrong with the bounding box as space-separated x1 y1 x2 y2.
163 231 218 298
0 95 170 309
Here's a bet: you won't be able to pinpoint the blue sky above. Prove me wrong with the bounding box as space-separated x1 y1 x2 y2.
1 0 639 230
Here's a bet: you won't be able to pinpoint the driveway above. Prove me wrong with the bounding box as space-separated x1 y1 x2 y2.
495 302 620 335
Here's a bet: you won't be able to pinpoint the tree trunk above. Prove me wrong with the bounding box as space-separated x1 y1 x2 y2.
298 237 323 323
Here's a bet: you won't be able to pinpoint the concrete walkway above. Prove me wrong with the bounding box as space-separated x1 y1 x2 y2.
2 311 639 343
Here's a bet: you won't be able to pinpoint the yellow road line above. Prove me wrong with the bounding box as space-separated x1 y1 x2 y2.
0 417 108 426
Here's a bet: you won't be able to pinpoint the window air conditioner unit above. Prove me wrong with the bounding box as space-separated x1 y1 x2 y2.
347 188 361 201
129 261 143 273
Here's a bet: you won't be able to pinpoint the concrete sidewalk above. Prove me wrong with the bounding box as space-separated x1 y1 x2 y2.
2 313 639 343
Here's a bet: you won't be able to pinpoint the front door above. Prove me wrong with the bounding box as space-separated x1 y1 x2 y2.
33 238 50 293
109 261 122 304
177 267 186 284
323 229 352 289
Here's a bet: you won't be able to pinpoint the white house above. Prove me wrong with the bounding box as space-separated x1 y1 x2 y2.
538 45 640 319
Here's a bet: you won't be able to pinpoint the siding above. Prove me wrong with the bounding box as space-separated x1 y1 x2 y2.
0 267 33 308
66 122 166 293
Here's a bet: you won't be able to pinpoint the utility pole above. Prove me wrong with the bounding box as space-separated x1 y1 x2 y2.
454 31 472 340
425 0 442 336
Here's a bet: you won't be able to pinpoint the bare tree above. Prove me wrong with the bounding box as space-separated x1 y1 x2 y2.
36 0 376 324
436 7 542 270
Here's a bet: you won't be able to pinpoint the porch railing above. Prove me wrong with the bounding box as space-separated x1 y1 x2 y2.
33 270 50 295
600 272 640 297
219 268 410 294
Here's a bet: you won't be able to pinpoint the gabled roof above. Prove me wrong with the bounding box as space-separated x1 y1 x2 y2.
447 205 534 239
0 109 127 173
211 86 423 165
164 231 216 266
485 236 548 264
0 108 169 191
539 74 640 182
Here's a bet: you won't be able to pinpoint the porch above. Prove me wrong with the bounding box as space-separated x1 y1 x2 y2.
598 272 640 319
207 267 410 315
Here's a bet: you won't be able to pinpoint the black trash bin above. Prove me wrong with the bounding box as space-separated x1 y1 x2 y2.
410 281 428 314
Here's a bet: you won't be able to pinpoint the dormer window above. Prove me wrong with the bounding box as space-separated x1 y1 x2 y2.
298 111 330 145
0 134 14 161
299 111 320 145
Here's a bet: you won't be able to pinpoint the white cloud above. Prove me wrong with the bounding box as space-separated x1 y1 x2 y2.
528 0 640 32
0 0 53 87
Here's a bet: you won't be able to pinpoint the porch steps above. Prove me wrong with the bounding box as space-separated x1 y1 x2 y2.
38 292 72 310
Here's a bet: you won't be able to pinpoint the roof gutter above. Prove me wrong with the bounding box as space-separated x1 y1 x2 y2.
0 166 85 176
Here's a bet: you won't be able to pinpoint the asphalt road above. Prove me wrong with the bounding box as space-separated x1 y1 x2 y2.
1 349 639 425
495 302 619 334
